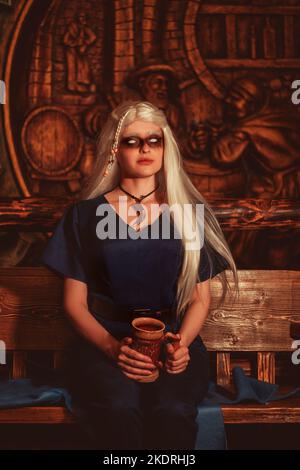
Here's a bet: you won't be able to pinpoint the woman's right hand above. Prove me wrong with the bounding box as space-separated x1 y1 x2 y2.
115 337 160 381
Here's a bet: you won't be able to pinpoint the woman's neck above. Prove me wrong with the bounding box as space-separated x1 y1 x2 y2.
118 180 158 197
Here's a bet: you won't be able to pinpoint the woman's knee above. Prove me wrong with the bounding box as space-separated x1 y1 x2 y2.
150 400 197 422
89 397 143 421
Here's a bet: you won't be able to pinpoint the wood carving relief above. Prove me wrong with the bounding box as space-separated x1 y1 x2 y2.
3 0 300 199
0 0 300 268
62 12 97 94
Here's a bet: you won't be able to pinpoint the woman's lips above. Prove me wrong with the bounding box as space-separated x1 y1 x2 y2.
137 159 153 164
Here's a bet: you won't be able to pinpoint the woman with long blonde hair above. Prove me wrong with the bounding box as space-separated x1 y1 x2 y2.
41 100 239 450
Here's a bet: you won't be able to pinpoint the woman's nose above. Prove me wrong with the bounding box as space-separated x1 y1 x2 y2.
140 143 151 152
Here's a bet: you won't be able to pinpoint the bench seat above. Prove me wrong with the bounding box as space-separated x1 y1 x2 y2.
1 268 300 432
1 398 300 424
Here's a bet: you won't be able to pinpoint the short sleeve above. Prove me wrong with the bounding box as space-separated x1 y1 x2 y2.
40 203 88 283
198 243 229 282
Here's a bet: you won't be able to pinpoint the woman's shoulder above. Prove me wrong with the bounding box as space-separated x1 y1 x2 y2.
75 193 107 212
66 194 108 229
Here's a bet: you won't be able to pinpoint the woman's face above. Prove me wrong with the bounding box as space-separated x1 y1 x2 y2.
116 120 164 178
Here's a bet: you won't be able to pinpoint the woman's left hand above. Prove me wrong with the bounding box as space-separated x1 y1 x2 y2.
164 340 190 374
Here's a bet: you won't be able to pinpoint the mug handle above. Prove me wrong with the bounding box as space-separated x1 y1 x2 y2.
164 332 181 352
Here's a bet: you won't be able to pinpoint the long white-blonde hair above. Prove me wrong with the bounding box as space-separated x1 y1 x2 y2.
80 100 239 321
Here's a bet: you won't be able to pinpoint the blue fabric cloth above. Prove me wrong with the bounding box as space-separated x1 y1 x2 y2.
1 367 300 450
0 378 73 412
195 367 300 450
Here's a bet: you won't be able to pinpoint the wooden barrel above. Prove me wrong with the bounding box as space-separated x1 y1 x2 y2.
21 106 83 176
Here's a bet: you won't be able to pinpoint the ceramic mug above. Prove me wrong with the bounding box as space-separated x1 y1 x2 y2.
130 317 181 382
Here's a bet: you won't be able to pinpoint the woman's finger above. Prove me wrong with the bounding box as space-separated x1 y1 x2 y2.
166 365 188 374
166 362 189 373
169 360 189 370
118 353 155 370
121 337 132 345
121 345 153 364
122 370 152 381
166 356 190 367
166 345 189 361
118 361 154 376
165 355 190 368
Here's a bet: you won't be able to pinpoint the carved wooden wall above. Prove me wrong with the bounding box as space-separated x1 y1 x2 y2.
0 0 299 268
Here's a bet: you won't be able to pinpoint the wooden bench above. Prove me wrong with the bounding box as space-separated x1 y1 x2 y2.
0 267 300 426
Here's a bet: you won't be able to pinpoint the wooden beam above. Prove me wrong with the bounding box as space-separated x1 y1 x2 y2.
0 406 75 424
216 352 231 387
0 198 300 231
257 352 276 384
11 351 27 378
222 400 300 423
1 402 300 424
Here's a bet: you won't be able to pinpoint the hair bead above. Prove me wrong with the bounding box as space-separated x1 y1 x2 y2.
103 109 132 178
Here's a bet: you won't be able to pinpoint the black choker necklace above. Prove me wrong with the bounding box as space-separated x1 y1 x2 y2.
118 183 160 231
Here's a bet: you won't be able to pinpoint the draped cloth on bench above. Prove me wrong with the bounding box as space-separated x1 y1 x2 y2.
195 367 300 449
1 367 300 450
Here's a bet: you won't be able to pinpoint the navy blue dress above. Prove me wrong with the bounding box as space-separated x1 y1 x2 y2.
40 192 229 450
40 193 228 332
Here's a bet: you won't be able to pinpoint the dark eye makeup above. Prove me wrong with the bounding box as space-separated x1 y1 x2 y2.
120 135 163 148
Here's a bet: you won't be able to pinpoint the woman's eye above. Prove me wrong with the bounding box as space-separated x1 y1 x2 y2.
127 139 137 145
149 137 161 144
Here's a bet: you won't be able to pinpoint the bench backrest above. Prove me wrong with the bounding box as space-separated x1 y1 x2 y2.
1 268 299 385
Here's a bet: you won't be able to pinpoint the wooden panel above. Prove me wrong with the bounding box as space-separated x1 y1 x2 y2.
1 268 300 352
216 352 231 387
225 15 237 59
1 198 300 231
202 270 300 351
0 402 300 424
11 351 27 378
290 320 300 338
53 351 65 370
257 352 276 384
0 267 75 349
0 406 75 424
222 399 300 424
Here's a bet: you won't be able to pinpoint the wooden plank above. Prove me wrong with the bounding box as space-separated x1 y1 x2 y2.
2 197 300 231
257 352 276 384
0 197 74 232
206 59 300 69
1 268 300 351
202 270 300 351
290 320 300 338
225 15 237 59
0 268 75 349
0 406 75 424
216 352 231 387
11 352 27 378
0 402 300 424
222 400 300 424
53 351 65 370
284 16 294 58
199 5 300 15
